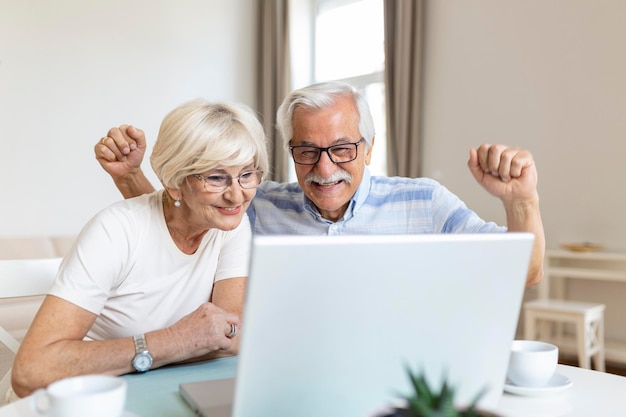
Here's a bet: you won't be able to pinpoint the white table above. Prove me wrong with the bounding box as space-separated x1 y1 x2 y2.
496 364 626 416
543 249 626 363
2 359 625 417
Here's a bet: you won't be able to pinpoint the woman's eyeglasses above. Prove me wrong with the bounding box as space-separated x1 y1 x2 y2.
192 170 263 193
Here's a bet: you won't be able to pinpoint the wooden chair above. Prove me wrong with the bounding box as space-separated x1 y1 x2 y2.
0 257 61 404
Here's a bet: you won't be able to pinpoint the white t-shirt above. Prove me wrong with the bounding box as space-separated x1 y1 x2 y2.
50 190 251 341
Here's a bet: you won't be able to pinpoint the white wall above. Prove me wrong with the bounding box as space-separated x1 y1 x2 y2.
421 0 626 252
421 1 626 343
0 0 257 237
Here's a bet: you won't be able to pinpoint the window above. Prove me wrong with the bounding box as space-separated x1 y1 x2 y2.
290 0 387 177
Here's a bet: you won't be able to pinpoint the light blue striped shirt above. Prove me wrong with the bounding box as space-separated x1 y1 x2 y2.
247 169 505 236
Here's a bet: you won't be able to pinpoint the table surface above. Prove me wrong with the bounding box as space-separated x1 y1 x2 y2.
2 359 626 417
498 364 626 416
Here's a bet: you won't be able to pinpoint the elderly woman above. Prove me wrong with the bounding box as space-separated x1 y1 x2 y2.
12 100 268 397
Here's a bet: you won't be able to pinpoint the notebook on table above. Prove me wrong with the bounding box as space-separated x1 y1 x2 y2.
180 233 534 417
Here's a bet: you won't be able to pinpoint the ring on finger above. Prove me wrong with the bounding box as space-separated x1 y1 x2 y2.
227 323 237 338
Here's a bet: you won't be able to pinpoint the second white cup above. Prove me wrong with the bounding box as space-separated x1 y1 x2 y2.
507 340 558 387
30 374 127 417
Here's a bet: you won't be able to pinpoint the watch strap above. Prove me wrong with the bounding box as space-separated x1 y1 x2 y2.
132 334 152 372
133 334 148 354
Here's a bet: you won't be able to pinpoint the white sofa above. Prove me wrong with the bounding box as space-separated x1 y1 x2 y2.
0 236 75 261
0 236 75 341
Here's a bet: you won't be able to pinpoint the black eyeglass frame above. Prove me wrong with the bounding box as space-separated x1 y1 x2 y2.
191 170 264 192
289 138 365 165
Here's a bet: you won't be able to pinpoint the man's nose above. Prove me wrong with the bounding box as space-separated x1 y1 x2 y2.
313 150 337 176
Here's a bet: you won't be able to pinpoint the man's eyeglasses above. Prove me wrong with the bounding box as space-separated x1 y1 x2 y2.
192 170 263 193
289 138 365 165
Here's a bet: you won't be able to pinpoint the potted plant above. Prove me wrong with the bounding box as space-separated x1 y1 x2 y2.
375 367 503 417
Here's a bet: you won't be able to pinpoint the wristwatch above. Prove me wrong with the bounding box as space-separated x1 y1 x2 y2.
132 334 153 372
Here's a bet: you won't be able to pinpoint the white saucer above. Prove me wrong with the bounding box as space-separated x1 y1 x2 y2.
504 373 573 397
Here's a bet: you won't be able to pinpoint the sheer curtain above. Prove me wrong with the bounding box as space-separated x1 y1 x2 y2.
258 0 291 182
383 0 425 178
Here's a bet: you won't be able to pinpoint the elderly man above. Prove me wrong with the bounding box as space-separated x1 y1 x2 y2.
95 81 544 286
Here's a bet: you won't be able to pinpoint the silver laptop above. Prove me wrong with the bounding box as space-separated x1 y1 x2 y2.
180 233 534 417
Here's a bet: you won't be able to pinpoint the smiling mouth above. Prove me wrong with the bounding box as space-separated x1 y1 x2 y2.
314 180 343 188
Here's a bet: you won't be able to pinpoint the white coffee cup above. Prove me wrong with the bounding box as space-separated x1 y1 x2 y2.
30 374 127 417
507 340 559 387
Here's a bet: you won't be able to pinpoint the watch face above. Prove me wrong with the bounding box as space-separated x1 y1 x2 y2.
133 352 153 372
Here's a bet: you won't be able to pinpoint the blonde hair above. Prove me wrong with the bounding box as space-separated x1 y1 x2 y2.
150 100 269 189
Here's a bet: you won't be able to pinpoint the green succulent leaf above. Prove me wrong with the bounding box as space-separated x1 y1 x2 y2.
396 365 490 417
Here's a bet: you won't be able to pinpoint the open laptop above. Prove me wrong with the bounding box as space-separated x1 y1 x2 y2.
180 233 534 417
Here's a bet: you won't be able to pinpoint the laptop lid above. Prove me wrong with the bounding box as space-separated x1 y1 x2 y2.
182 233 533 417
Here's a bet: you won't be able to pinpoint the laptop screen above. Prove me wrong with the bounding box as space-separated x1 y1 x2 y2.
183 233 534 417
